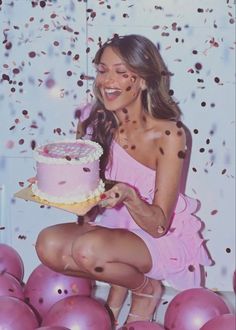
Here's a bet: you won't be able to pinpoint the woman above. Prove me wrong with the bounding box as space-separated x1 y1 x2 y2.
36 34 212 325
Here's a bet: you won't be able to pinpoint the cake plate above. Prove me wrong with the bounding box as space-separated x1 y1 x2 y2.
14 185 100 216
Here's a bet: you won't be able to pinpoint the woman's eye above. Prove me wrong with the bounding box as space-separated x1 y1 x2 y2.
97 69 106 74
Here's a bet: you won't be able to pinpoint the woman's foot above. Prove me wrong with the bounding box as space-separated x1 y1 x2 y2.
125 277 163 324
106 284 128 321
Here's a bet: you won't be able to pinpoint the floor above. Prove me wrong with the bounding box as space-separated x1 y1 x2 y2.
94 282 236 329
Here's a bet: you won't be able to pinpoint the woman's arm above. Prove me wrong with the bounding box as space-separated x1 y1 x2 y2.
100 125 186 238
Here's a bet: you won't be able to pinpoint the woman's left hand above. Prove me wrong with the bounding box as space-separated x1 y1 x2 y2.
98 182 135 208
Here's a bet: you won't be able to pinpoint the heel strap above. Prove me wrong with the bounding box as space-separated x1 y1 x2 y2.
131 276 149 294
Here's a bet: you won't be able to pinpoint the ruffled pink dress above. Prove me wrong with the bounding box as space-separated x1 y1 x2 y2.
94 141 213 291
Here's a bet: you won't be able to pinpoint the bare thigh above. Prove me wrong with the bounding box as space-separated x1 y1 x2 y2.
36 222 153 274
71 225 153 273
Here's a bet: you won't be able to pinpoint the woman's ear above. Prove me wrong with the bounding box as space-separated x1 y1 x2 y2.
140 79 147 91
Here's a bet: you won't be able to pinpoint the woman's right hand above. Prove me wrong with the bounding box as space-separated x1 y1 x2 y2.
27 177 37 185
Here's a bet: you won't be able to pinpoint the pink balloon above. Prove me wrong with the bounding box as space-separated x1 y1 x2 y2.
36 327 70 330
0 296 39 329
164 288 230 330
118 321 165 329
42 295 112 330
0 272 24 300
200 314 236 330
0 243 24 281
24 263 92 321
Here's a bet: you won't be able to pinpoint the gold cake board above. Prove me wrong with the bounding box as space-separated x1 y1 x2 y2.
14 186 100 216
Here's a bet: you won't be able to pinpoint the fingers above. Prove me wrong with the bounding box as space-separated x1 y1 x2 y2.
27 177 37 184
99 186 122 208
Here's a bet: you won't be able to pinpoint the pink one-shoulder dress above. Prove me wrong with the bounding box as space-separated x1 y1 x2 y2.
94 141 213 291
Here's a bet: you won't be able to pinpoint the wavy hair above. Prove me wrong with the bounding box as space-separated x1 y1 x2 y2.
81 34 182 179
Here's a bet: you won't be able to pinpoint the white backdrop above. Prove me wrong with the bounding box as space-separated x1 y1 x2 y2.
0 0 235 292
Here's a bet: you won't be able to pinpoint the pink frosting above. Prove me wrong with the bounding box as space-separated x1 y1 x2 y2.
36 161 100 197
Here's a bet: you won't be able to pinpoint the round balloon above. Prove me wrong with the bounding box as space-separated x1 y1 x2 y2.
118 321 165 329
0 296 39 329
36 327 70 330
0 272 24 300
42 295 112 330
24 263 92 321
200 314 236 330
164 288 230 330
0 243 24 281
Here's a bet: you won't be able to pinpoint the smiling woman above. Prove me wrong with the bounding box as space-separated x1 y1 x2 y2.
35 34 213 327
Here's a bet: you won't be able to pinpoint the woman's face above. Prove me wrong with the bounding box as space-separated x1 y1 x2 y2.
95 46 145 112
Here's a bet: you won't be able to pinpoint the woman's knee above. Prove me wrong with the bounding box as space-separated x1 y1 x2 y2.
35 226 62 266
71 230 108 272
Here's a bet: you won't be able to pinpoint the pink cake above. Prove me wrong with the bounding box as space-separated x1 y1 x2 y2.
32 139 105 204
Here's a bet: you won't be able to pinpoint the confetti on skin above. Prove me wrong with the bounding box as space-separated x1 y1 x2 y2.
83 167 91 172
94 266 104 272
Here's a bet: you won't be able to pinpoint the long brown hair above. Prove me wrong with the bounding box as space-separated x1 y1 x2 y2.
81 34 182 179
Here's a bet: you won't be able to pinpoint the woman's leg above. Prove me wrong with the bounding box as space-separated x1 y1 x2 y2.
36 222 162 322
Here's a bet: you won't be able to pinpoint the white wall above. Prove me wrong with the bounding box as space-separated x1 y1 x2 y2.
0 0 235 292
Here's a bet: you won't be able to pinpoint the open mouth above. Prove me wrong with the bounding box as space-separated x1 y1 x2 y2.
103 88 122 101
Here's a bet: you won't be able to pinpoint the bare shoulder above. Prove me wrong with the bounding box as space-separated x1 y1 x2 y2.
151 119 187 156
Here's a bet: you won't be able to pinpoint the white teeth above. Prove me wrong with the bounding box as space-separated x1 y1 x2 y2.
105 88 121 93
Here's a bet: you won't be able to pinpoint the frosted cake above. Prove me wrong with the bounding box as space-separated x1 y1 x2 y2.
32 140 105 204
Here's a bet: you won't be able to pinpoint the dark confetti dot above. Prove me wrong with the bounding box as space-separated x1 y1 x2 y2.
38 297 44 303
126 86 131 92
197 8 204 13
159 147 164 155
19 139 24 145
122 108 128 114
211 210 218 215
188 265 195 272
77 80 83 87
178 150 186 159
5 42 12 50
65 156 71 161
2 74 10 81
39 1 46 8
53 41 60 47
22 110 28 115
57 289 62 294
58 181 66 185
31 140 36 150
177 130 183 136
201 102 206 107
83 167 91 172
214 77 220 83
94 266 104 272
206 138 210 144
28 51 36 58
10 87 16 93
169 89 174 96
13 68 20 74
199 148 205 153
195 62 202 70
131 145 136 150
192 50 198 55
226 248 231 253
193 129 199 134
221 169 227 175
192 167 197 172
67 70 72 77
162 301 169 305
86 47 90 54
176 121 183 128
64 290 68 294
18 182 24 187
9 125 15 130
73 54 80 61
115 192 120 198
